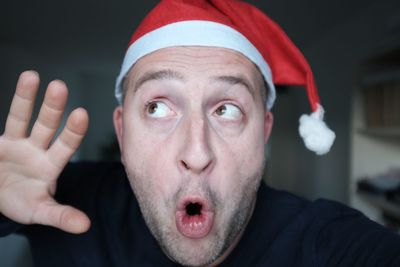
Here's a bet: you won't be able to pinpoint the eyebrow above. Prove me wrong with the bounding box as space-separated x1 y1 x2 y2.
212 75 255 99
133 69 185 93
130 70 256 99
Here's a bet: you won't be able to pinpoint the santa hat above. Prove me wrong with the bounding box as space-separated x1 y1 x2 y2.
115 0 336 155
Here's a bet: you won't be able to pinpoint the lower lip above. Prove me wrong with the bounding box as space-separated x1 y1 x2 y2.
175 210 214 239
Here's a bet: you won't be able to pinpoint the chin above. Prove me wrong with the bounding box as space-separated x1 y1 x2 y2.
160 233 225 267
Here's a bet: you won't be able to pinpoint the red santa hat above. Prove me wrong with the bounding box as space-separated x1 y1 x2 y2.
115 0 336 155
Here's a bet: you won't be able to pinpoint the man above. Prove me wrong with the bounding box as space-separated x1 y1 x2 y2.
0 0 399 266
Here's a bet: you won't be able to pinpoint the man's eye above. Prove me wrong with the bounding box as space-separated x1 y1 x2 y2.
214 104 242 120
146 101 174 118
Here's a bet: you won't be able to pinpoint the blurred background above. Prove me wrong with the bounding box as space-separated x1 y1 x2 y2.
1 0 400 266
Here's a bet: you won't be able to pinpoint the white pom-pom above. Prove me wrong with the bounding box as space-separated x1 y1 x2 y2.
298 105 336 155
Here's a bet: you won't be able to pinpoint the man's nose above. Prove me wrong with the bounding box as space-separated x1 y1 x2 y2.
178 114 215 175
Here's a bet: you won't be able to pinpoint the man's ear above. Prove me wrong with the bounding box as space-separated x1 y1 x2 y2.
264 111 274 144
113 106 124 156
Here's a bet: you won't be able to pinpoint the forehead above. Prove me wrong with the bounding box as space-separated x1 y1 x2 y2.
127 46 263 82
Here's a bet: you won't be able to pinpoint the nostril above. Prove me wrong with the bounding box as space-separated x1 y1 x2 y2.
186 203 202 216
181 160 189 170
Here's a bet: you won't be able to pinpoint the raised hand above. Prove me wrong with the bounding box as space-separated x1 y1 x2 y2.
0 71 90 234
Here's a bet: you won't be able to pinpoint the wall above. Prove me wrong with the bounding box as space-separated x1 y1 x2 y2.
268 0 400 203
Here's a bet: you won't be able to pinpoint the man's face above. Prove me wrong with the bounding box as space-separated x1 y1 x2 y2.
114 46 273 266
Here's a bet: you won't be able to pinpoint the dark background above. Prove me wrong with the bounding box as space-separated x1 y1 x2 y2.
1 0 400 266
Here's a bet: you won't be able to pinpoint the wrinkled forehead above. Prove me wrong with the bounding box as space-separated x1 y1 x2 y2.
129 46 264 80
121 46 267 104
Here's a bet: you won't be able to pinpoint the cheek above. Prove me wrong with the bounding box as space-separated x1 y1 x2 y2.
232 115 265 166
122 118 180 198
209 125 265 196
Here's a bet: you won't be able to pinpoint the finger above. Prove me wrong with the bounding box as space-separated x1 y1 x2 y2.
33 200 91 234
47 108 89 169
4 71 40 139
30 80 68 149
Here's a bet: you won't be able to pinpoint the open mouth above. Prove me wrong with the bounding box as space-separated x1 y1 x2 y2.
186 202 203 216
175 197 215 239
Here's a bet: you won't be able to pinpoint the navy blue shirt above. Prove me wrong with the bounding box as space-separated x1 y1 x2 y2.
1 162 399 266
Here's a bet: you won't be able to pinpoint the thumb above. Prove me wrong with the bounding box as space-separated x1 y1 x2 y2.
33 199 91 234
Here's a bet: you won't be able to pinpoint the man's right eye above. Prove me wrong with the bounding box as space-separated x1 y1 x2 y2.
146 101 175 118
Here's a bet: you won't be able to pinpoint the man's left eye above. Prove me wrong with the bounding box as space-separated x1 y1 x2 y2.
214 104 242 120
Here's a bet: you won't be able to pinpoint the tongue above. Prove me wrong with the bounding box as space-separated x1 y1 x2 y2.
175 210 214 239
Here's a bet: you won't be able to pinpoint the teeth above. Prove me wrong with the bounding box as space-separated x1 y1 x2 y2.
188 222 203 229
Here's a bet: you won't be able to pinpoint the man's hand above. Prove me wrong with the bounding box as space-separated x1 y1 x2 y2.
0 71 90 234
